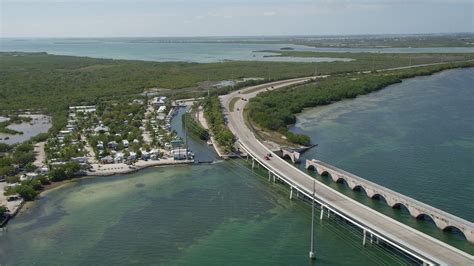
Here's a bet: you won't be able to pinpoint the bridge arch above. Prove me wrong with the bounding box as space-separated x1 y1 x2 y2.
282 153 293 160
306 164 316 171
371 193 389 205
319 170 330 177
392 202 410 212
334 175 346 184
415 213 437 226
281 150 300 164
330 174 344 183
318 170 343 183
443 225 468 240
352 185 367 194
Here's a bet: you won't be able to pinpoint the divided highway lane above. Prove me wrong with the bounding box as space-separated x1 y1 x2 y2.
220 77 474 265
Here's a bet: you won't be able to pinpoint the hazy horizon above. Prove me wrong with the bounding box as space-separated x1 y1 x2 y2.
1 0 473 38
1 32 473 39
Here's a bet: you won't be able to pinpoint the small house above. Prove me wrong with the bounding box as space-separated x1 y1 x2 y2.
94 124 109 133
114 152 124 163
97 141 104 150
72 157 88 164
100 156 114 164
151 96 167 108
37 167 49 175
157 105 167 113
170 138 184 149
172 148 188 160
108 141 118 150
128 152 137 161
122 139 129 148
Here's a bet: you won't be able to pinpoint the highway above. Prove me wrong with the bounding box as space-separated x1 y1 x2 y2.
220 77 474 265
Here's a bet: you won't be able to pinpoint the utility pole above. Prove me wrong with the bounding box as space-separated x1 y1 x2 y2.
207 72 210 97
309 179 316 260
231 71 234 89
184 110 188 160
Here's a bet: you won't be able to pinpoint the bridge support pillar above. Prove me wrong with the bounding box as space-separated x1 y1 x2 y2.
268 171 271 181
289 187 293 200
465 231 474 244
320 207 324 220
370 232 373 244
252 158 255 169
363 230 367 246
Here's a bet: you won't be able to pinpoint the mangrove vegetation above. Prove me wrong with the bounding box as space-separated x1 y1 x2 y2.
247 61 474 145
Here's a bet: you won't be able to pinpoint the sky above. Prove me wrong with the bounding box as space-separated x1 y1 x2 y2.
1 0 473 38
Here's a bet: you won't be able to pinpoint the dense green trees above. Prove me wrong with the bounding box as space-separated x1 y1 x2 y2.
203 97 235 152
0 142 36 179
248 62 474 145
15 183 39 201
0 205 8 218
3 51 472 114
2 51 472 144
0 157 16 179
48 161 81 182
0 52 312 112
0 143 12 153
12 143 35 168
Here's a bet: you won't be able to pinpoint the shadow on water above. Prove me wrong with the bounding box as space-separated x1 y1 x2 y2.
171 106 219 163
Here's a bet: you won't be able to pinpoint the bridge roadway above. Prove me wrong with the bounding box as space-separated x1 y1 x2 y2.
220 77 474 265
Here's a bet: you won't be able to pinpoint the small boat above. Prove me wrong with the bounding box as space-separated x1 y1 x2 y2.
207 140 213 146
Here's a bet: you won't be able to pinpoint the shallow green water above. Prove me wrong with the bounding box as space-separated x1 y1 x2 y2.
0 163 416 265
1 69 472 264
291 68 474 253
2 38 473 63
0 107 417 265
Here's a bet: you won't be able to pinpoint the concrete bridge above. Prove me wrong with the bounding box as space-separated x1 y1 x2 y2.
221 76 474 265
305 159 474 244
273 148 301 164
